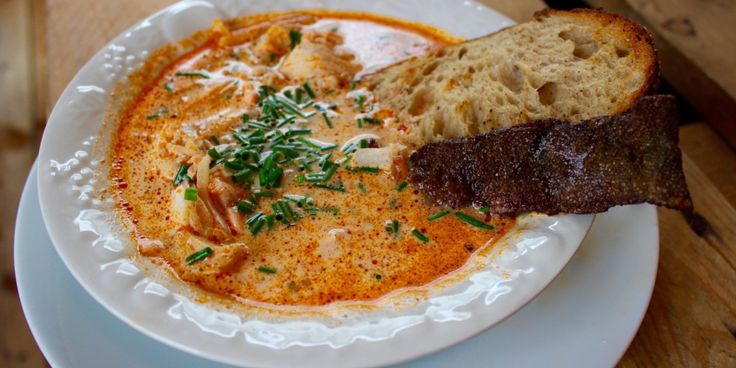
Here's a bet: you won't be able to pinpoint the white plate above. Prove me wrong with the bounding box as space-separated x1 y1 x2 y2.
17 163 658 367
34 1 597 367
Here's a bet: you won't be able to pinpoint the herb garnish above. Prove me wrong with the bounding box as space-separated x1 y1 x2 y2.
411 228 430 243
357 181 367 193
355 95 365 111
163 83 174 93
173 164 192 186
175 71 210 79
427 209 450 222
185 247 212 265
145 107 169 120
313 182 346 192
395 181 408 192
356 116 382 127
388 198 400 210
355 166 380 173
247 212 266 235
289 29 302 49
184 188 197 201
454 212 496 230
321 112 333 128
385 220 399 236
196 83 354 234
258 266 277 274
302 82 316 99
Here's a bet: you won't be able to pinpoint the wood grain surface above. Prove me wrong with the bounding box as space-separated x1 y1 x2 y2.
0 0 48 367
2 0 733 367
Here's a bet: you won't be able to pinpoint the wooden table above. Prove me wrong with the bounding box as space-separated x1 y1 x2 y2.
3 0 734 366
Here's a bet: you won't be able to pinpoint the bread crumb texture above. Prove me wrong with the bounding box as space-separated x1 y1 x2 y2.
368 9 658 146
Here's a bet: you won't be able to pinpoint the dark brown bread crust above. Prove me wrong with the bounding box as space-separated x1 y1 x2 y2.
409 95 692 215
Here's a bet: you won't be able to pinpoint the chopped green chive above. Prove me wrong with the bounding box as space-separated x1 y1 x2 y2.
313 182 346 192
185 247 212 265
197 82 351 234
207 147 223 160
264 214 276 230
247 211 263 223
357 116 382 126
357 181 367 193
454 212 496 231
300 137 337 151
258 266 277 274
385 220 399 236
249 217 266 236
289 29 302 49
302 82 316 98
175 71 210 79
184 188 198 201
411 228 430 243
285 128 312 136
324 207 339 215
321 112 333 128
237 200 255 214
173 164 192 186
427 209 451 222
395 181 408 192
478 206 491 214
145 108 169 120
356 95 365 111
163 83 174 93
294 88 303 103
356 166 380 173
388 198 400 210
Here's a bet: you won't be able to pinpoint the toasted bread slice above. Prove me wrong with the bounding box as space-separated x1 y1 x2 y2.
367 9 659 146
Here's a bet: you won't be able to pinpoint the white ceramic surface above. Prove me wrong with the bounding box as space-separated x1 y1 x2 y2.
34 1 598 367
17 164 659 367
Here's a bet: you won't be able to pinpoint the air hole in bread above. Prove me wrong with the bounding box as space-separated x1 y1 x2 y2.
537 82 558 106
559 28 599 59
458 47 468 60
422 61 439 76
615 47 630 58
435 48 447 58
573 43 599 59
408 88 433 116
498 62 523 93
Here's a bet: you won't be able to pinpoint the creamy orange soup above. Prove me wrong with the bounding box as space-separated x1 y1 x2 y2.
110 11 515 307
